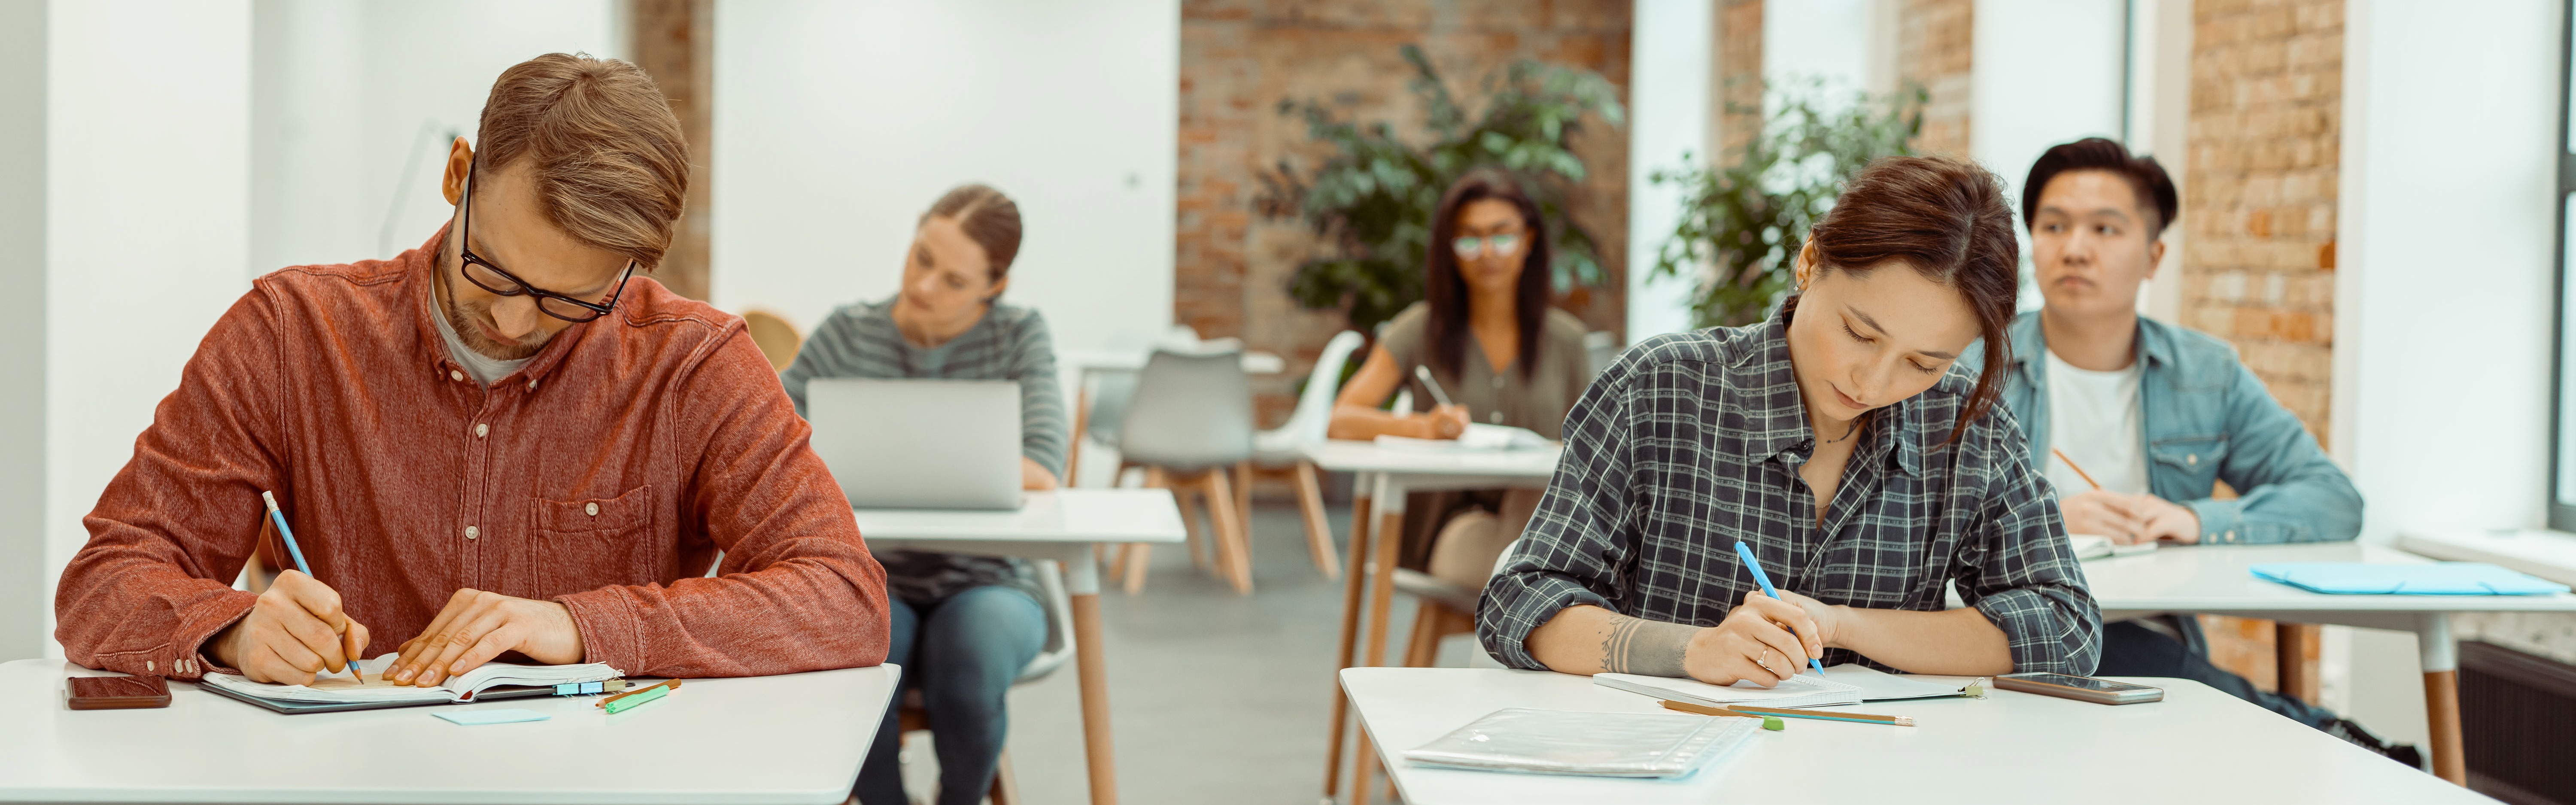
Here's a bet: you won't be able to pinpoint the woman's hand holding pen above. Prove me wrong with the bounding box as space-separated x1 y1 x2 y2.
1683 590 1836 689
207 570 371 685
1413 404 1471 440
387 589 584 687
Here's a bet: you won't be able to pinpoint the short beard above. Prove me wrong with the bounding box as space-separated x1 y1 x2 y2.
442 294 550 361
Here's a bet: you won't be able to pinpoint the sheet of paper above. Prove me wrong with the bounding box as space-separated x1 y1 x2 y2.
432 708 551 726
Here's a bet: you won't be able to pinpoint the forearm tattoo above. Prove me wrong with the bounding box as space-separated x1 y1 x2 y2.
1600 614 1695 676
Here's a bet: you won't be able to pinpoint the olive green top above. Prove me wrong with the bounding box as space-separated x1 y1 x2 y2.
1376 301 1592 440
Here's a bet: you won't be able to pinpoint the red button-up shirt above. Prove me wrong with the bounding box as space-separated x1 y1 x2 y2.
54 228 890 679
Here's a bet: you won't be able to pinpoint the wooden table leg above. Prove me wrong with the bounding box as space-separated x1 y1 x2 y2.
1070 592 1119 805
2418 612 2465 785
1322 483 1373 797
1350 493 1406 804
2275 622 2320 703
1067 380 1091 487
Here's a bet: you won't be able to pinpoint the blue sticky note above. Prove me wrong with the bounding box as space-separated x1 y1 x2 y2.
555 683 581 696
433 708 552 726
580 680 603 694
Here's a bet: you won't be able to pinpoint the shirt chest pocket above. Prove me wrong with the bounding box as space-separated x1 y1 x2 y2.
2149 434 2228 492
528 485 657 599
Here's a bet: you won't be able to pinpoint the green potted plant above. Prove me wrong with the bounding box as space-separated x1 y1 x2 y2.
1262 45 1625 339
1649 80 1926 327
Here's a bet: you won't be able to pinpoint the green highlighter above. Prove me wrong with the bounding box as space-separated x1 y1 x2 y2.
603 683 668 714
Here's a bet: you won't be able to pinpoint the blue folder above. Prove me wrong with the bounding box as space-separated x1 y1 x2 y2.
2250 562 2572 595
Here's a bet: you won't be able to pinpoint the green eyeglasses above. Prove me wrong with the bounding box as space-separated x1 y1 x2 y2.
1452 232 1524 260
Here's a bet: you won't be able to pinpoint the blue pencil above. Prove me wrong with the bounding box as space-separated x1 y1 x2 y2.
263 490 351 679
1733 541 1829 679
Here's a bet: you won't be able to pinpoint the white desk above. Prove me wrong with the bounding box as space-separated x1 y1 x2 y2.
0 658 895 805
851 489 1185 805
1298 440 1561 802
2081 541 2576 785
1342 667 2482 805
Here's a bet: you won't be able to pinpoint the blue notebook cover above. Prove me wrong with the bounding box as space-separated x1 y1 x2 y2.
2250 562 2572 595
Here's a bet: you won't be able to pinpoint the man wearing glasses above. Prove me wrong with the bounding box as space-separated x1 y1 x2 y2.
54 54 891 688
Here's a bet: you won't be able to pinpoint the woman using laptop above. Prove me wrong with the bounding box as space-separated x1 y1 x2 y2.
1480 156 2101 685
780 184 1058 805
1324 170 1595 593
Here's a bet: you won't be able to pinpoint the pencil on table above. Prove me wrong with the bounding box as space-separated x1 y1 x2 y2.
1659 699 1785 730
1725 704 1914 726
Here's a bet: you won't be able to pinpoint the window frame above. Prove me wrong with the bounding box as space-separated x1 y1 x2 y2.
2550 0 2576 530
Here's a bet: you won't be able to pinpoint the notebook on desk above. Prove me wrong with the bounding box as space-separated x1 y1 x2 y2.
1593 671 1863 710
2250 562 2572 595
199 654 622 715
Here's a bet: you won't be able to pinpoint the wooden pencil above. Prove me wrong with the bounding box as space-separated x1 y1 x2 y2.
1658 699 1784 730
1724 703 1914 726
595 677 682 708
2050 448 2103 491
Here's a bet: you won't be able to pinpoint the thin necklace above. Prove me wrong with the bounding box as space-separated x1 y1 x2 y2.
1819 416 1862 445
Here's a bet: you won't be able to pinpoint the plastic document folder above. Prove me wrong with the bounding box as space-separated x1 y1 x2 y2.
1402 708 1758 778
2250 562 2572 595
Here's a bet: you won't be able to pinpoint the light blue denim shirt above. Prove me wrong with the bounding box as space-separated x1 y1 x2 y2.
1962 311 2361 544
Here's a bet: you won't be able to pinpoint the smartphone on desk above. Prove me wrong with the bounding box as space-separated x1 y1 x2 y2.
1994 672 2163 705
67 675 171 710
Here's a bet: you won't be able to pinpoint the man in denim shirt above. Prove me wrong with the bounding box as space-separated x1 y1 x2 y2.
1971 138 2412 766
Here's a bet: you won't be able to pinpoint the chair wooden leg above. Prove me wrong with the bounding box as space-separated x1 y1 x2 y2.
989 749 1020 805
1294 461 1340 580
1119 543 1151 595
1169 474 1210 574
1066 383 1091 487
1204 470 1252 594
1233 459 1254 555
1402 604 1441 668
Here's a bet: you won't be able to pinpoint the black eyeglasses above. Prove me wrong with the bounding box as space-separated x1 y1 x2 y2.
456 160 635 323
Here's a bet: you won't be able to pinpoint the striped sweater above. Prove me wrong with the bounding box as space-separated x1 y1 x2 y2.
781 297 1066 604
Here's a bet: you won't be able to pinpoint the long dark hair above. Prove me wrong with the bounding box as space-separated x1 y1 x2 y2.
1424 170 1551 381
1784 155 2020 440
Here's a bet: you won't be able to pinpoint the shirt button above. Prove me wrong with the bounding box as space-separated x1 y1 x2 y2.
449 370 465 382
1489 411 1503 423
474 423 489 438
526 378 538 391
2187 454 2198 466
1491 376 1504 389
146 660 154 672
585 502 600 516
465 526 480 540
2224 530 2236 541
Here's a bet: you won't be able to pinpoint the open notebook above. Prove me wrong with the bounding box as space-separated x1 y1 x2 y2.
1595 664 1981 710
1373 424 1554 452
200 653 621 714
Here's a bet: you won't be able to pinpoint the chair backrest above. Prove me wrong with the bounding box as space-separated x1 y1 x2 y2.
1116 348 1255 471
743 309 805 371
1277 330 1366 445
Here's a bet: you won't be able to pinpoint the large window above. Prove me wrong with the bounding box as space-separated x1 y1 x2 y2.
2552 0 2576 529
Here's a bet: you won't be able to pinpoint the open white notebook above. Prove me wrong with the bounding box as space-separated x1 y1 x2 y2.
200 653 621 705
1594 671 1863 710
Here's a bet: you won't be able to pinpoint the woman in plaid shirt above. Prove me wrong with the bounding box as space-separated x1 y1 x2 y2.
1480 155 2100 684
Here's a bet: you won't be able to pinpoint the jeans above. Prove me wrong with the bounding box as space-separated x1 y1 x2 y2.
2093 620 2337 729
854 585 1048 805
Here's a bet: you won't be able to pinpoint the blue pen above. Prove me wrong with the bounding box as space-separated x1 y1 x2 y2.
263 490 352 679
1733 541 1829 679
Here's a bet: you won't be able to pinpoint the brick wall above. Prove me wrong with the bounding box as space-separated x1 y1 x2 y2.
1177 0 1631 426
1716 0 1762 160
1896 0 1972 156
2179 0 2345 693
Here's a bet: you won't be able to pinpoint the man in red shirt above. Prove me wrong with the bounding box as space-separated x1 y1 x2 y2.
53 54 890 688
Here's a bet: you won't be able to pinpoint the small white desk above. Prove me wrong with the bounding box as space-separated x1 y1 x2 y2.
1298 440 1561 801
2081 541 2576 785
0 658 896 805
851 489 1185 805
1343 667 2482 805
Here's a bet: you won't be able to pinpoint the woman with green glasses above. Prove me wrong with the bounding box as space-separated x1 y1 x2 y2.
1326 169 1593 590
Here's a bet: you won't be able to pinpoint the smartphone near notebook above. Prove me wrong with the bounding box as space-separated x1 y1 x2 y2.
200 654 622 714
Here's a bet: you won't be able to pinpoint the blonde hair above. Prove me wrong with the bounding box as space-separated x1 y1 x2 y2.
474 53 689 270
917 184 1024 280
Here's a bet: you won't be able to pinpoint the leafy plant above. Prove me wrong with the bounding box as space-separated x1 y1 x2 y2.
1649 80 1926 327
1261 45 1625 337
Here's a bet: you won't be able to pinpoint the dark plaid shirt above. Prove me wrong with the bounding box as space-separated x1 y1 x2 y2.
1478 312 2101 674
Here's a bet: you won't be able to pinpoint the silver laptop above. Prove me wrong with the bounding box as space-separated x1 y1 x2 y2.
806 378 1023 510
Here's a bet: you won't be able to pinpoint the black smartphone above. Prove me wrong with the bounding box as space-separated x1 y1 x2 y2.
1994 672 2163 705
67 675 172 710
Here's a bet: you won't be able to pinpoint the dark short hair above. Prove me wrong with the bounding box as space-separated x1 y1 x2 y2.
2021 137 2179 240
1790 155 2020 442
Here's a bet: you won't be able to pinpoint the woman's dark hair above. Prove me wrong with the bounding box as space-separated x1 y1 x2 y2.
2022 137 2179 240
1424 169 1552 381
1787 155 2020 440
918 183 1023 282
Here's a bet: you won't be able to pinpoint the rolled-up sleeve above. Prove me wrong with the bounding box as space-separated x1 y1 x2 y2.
1476 360 1637 670
1956 414 2102 674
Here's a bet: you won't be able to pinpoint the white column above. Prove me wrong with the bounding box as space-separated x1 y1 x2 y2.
0 0 47 662
44 0 255 656
1969 0 2128 311
1626 0 1713 342
2126 0 2191 322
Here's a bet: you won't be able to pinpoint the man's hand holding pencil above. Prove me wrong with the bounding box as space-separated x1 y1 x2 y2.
206 569 371 685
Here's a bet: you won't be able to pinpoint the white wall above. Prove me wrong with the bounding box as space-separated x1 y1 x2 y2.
43 0 255 656
1626 0 1711 342
713 0 1180 355
2332 0 2564 745
1762 0 1870 98
252 0 620 273
1970 0 2127 310
0 0 46 662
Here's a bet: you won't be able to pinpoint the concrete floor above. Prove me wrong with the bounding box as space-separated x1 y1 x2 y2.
887 499 1481 805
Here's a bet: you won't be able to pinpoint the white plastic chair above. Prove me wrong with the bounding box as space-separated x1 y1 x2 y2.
1250 330 1366 580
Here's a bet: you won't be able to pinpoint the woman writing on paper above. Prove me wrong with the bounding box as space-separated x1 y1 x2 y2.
779 185 1058 805
1324 170 1594 591
1481 156 2101 685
